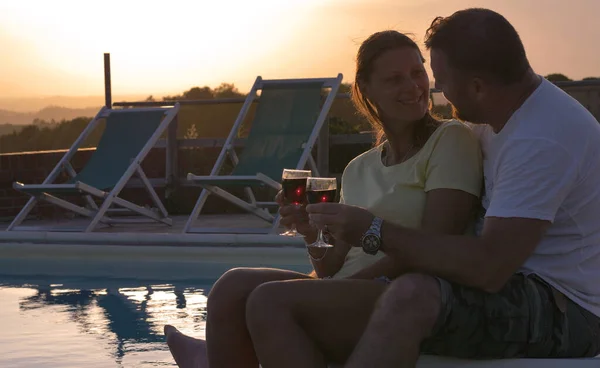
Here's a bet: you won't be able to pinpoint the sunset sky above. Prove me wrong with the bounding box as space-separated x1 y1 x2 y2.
0 0 598 99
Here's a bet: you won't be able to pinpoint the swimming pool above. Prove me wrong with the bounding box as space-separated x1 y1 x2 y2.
0 242 313 367
2 243 599 368
0 275 213 367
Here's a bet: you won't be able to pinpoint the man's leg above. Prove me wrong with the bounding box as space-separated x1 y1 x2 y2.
344 274 442 368
348 272 600 368
165 267 312 368
245 273 441 368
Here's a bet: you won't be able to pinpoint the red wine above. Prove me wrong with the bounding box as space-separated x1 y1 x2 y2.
282 178 308 205
306 189 337 204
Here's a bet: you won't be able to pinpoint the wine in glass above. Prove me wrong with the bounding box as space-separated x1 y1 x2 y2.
305 177 338 248
280 169 312 236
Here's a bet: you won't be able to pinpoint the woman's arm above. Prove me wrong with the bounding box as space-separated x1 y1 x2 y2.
306 236 352 278
278 197 351 278
298 215 352 278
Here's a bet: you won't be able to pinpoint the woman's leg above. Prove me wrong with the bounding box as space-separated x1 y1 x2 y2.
245 278 390 368
164 325 208 368
165 267 312 368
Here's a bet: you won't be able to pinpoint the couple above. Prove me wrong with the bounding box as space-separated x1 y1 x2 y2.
165 8 600 368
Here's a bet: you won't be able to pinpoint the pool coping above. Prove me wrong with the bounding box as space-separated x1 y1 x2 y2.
0 230 307 247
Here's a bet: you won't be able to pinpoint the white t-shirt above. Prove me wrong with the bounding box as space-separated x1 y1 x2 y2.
470 77 600 317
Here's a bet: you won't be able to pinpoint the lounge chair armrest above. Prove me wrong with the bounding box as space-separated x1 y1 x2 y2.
13 182 77 191
186 174 281 190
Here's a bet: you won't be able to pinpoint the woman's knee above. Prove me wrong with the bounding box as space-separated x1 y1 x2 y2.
208 268 306 314
207 268 265 313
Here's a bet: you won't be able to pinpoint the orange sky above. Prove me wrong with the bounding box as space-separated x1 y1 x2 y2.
0 0 598 99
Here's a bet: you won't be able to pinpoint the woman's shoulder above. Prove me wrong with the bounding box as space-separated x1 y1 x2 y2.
427 119 479 146
436 118 475 133
343 144 382 174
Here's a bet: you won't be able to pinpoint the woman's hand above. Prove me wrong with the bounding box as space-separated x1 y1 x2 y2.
276 191 317 238
305 203 374 247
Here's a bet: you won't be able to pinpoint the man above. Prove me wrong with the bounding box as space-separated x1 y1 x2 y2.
314 7 600 367
245 7 600 368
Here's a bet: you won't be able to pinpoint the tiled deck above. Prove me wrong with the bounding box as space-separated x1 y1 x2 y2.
1 213 273 232
0 214 306 247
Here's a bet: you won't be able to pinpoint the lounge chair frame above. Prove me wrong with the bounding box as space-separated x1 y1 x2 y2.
184 75 343 234
8 105 180 232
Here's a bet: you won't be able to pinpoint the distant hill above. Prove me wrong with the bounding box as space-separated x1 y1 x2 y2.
0 106 101 126
0 94 153 112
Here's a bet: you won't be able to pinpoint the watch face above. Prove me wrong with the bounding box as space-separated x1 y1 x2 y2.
362 234 381 252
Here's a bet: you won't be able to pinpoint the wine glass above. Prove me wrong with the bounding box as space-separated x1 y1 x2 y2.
305 177 338 248
280 169 312 236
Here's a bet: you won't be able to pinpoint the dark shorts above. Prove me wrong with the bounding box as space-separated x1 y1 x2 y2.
419 273 600 359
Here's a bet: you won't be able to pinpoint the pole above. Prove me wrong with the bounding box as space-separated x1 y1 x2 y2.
104 53 112 108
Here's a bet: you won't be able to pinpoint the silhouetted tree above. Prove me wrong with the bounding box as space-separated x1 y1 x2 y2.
0 117 100 153
339 83 352 94
432 104 453 119
545 73 572 82
164 87 215 101
213 83 244 99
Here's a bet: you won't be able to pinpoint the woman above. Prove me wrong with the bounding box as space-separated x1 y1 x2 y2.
165 30 482 368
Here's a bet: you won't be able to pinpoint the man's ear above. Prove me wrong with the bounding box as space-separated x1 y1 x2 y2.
472 77 486 100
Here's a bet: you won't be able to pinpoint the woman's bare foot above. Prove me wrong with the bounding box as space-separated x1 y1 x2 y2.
164 325 208 368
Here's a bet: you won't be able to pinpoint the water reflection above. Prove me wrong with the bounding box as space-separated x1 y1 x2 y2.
1 277 214 367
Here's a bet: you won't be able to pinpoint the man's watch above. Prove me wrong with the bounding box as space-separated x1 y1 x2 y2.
361 216 383 255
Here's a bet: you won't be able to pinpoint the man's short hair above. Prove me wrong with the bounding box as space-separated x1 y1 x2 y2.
425 8 531 84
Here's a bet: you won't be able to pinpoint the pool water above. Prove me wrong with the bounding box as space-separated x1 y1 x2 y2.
0 276 215 367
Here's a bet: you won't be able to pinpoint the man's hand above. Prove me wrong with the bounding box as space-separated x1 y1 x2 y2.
305 203 374 246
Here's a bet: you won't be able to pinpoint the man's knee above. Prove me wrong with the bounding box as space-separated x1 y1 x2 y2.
376 273 442 323
245 281 284 337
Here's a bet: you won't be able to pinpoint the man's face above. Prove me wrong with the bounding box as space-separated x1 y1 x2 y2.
430 49 483 124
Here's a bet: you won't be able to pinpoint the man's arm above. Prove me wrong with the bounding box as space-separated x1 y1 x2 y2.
380 217 549 292
349 124 483 280
381 138 576 292
348 188 479 280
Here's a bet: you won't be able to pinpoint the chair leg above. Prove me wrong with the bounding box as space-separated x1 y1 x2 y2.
244 186 257 206
84 194 99 210
43 194 98 218
183 188 211 232
269 213 283 234
137 167 169 219
85 194 117 232
6 197 38 231
111 197 172 225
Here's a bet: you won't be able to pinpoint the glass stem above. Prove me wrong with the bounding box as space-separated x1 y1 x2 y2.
317 229 325 243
